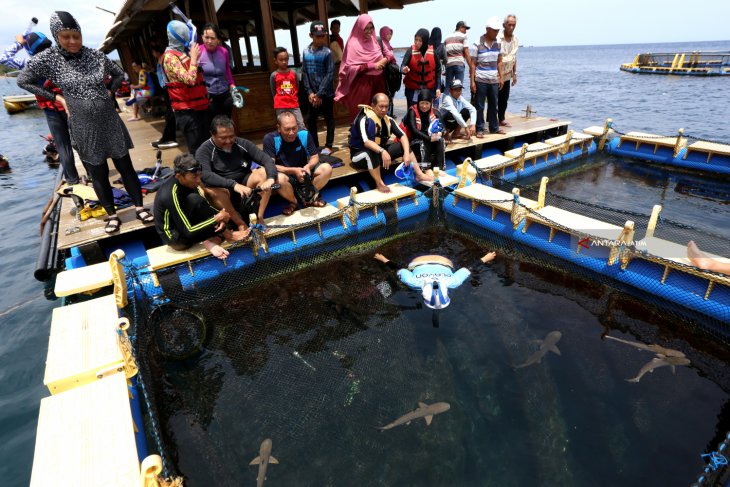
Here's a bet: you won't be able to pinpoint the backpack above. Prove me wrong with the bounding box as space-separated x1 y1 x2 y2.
377 38 402 97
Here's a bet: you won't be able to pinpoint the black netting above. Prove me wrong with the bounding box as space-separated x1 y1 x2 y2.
124 183 730 486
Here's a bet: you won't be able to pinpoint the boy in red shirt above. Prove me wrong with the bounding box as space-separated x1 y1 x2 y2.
269 47 305 129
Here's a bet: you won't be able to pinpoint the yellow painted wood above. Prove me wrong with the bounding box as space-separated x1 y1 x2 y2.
336 183 417 209
54 262 113 297
583 126 613 137
619 132 687 150
544 132 594 146
474 154 512 170
44 295 124 395
683 140 730 161
147 243 214 271
454 183 538 214
264 204 341 238
30 373 141 487
526 205 624 240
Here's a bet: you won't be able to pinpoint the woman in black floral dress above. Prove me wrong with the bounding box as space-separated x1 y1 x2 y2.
19 11 152 234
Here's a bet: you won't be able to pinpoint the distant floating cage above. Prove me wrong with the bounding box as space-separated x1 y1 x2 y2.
620 51 730 76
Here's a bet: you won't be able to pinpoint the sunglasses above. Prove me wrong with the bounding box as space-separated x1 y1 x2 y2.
180 165 202 174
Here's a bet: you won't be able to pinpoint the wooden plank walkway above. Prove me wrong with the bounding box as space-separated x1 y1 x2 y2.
55 101 569 250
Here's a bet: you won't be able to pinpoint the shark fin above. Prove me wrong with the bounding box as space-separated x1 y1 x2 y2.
424 415 434 426
418 402 428 408
269 456 279 464
549 344 561 356
249 456 261 465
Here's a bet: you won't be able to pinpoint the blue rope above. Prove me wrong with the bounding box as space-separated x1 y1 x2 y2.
136 369 172 478
701 451 728 471
249 223 265 249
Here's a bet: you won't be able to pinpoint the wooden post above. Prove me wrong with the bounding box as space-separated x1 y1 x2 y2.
242 26 254 67
598 117 612 151
432 167 440 207
609 220 634 267
109 250 128 308
228 24 244 72
140 455 163 487
359 0 368 14
517 143 528 172
315 0 328 25
249 214 268 256
258 0 277 72
510 188 523 228
346 187 359 225
674 127 684 158
201 0 218 24
287 9 301 65
645 204 662 239
116 318 138 379
537 176 549 209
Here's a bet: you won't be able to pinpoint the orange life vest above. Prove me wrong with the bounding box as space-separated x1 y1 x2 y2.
398 104 438 141
163 50 209 111
403 45 437 90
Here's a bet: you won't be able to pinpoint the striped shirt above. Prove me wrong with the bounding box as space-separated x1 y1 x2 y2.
301 43 335 98
444 31 469 67
470 36 501 84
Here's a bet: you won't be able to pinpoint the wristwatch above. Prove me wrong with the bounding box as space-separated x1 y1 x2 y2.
379 147 385 154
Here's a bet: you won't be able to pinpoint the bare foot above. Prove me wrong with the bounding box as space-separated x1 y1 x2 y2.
687 240 714 271
480 251 497 264
376 183 392 193
415 170 434 183
230 227 251 241
373 253 388 263
203 240 229 260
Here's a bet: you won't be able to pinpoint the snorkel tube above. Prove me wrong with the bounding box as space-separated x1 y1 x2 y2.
24 17 38 37
169 3 196 48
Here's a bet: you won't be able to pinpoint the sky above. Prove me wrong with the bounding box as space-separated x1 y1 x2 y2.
0 0 727 61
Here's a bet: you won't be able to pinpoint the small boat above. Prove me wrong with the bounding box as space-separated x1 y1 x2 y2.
620 51 730 76
3 94 38 114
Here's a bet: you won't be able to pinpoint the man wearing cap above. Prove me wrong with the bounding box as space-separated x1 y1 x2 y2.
470 17 505 137
439 79 477 142
443 21 472 89
374 251 496 311
498 15 519 128
302 21 336 155
153 153 249 260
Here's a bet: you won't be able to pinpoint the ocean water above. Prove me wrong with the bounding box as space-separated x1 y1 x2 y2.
0 38 729 485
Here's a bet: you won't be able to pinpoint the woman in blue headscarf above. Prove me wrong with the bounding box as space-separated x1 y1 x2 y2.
19 11 152 234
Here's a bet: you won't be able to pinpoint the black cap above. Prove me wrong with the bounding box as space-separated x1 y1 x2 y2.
450 79 464 89
310 21 327 35
456 21 470 30
174 154 201 174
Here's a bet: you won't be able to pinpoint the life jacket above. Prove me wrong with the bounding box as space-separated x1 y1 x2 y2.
349 105 392 149
398 105 438 141
403 45 436 90
163 50 209 111
36 80 65 111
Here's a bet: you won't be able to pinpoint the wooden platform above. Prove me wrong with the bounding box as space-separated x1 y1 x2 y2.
453 183 538 216
44 295 123 395
683 140 730 163
54 261 113 297
54 106 570 252
617 131 687 153
523 205 624 240
30 373 141 487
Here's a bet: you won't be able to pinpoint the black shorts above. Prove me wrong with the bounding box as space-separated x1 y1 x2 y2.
350 142 404 171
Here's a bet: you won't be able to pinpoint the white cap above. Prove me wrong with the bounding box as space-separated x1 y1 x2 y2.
486 17 502 31
421 280 451 309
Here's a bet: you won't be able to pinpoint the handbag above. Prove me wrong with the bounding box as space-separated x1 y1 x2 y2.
378 38 402 96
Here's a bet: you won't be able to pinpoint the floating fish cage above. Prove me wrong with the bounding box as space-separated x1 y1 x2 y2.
620 51 730 76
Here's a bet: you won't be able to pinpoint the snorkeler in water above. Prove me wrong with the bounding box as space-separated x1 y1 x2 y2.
374 251 496 310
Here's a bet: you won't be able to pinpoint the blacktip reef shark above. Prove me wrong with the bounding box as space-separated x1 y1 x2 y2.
377 402 451 431
513 331 562 369
626 354 691 383
605 334 685 358
249 438 279 487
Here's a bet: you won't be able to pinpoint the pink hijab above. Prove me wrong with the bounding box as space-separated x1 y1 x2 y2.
335 14 383 101
379 26 395 62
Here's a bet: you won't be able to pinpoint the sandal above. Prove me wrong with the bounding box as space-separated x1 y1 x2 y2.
307 198 327 208
282 202 298 216
136 208 154 224
104 216 121 234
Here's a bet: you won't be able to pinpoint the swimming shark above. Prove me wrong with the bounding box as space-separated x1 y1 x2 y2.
376 402 451 431
249 438 279 487
605 335 685 358
626 354 691 383
513 331 562 369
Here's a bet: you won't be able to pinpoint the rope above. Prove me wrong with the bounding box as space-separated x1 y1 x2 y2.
610 123 730 146
135 364 174 479
701 451 728 471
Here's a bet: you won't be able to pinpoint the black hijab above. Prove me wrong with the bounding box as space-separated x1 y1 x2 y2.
49 11 82 59
430 27 442 48
415 28 430 56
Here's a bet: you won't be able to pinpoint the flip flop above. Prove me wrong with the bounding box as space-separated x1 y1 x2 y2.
282 202 298 216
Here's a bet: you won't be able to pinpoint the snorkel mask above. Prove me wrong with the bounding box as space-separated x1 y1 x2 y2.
169 3 196 49
421 279 450 310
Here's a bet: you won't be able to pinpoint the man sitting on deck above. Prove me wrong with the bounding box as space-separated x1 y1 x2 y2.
262 111 332 215
349 93 433 193
153 154 248 260
196 115 284 229
439 79 477 143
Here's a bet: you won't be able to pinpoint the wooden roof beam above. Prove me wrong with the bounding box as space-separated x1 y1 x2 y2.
379 0 404 8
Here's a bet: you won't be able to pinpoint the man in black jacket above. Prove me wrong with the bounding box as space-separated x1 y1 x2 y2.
196 115 285 229
153 154 248 260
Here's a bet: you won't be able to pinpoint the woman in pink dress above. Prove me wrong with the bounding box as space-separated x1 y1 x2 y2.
335 14 389 120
